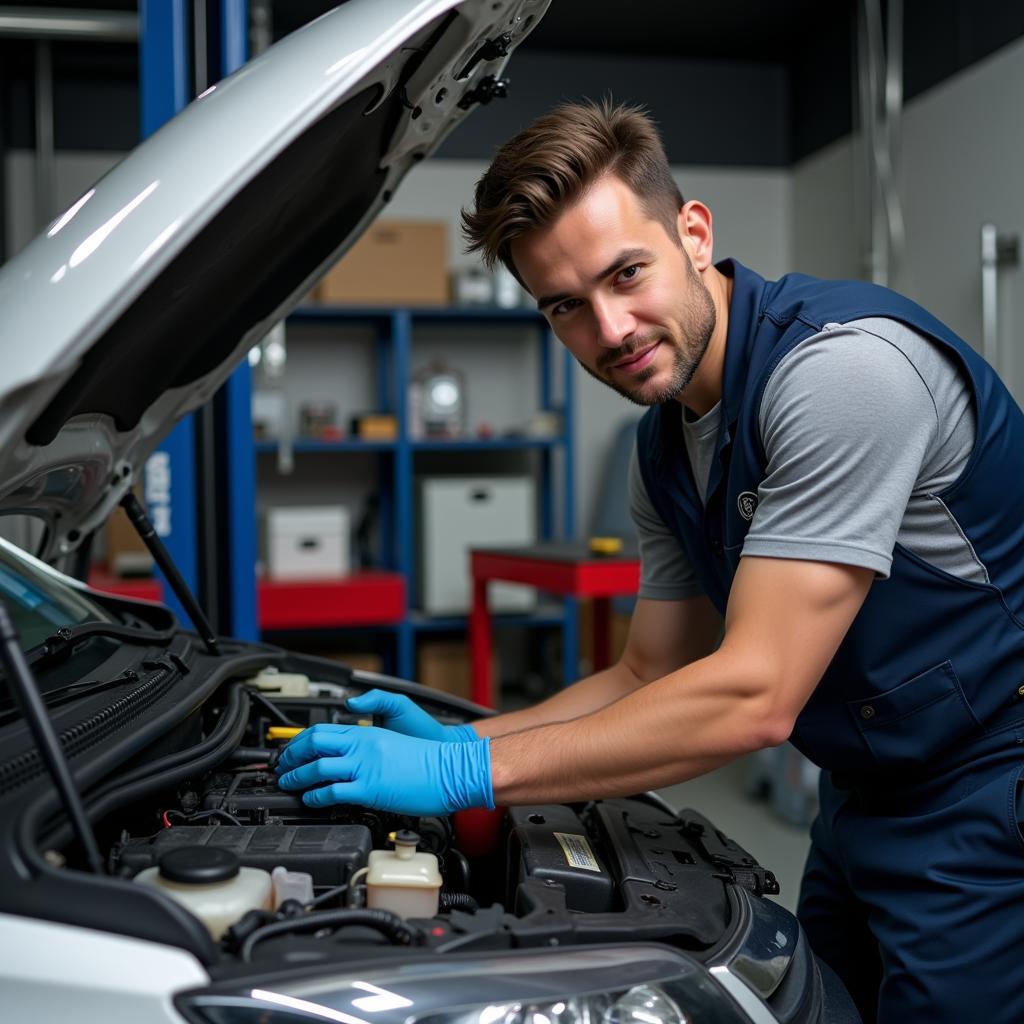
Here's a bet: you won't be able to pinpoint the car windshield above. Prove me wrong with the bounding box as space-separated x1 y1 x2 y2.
0 536 114 652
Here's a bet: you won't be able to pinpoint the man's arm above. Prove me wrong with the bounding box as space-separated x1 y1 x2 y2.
488 555 873 804
471 593 722 738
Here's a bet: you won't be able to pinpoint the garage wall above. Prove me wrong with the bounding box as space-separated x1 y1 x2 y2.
792 35 1024 404
388 160 793 537
5 149 791 540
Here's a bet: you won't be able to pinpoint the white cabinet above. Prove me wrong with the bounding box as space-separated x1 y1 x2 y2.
417 476 536 614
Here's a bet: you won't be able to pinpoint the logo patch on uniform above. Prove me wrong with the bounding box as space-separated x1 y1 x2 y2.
737 491 758 521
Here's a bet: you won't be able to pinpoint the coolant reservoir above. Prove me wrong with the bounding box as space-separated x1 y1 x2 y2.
134 846 273 939
366 830 441 919
245 667 312 697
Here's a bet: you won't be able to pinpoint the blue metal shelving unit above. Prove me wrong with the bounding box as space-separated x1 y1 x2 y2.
264 306 577 680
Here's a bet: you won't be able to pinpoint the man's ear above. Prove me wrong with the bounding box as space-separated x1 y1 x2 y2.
676 200 714 271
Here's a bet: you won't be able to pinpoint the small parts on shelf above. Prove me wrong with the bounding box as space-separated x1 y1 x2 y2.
349 413 397 440
409 360 466 439
299 402 341 441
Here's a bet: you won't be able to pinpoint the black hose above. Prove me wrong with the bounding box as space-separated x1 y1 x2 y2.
224 747 274 767
246 687 300 728
93 682 249 792
41 685 250 850
440 891 479 913
240 908 423 962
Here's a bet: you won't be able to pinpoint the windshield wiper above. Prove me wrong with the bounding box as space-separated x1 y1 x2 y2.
0 669 153 727
27 619 176 671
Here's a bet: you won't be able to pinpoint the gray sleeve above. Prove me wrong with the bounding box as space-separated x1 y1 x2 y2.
744 324 939 578
628 443 705 599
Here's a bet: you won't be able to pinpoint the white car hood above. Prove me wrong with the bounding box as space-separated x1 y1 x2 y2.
0 0 547 559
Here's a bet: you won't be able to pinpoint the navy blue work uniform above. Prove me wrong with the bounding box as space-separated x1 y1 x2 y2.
637 260 1024 1023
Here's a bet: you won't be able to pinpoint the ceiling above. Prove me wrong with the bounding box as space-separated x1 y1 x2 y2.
2 0 1023 161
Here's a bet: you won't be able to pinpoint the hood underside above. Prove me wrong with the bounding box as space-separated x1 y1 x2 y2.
0 0 548 560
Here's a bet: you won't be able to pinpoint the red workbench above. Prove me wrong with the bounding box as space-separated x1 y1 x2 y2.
469 543 640 708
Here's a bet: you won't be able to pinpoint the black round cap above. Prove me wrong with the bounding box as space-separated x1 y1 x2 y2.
158 845 240 884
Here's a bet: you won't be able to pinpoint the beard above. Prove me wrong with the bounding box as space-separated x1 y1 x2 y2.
581 256 716 407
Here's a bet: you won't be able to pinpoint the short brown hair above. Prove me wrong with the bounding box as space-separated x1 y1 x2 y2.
461 98 683 278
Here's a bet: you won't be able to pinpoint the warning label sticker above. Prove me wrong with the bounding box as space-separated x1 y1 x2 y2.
554 832 601 872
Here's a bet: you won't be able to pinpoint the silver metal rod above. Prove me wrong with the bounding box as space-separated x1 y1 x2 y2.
981 223 999 369
0 7 137 40
34 38 55 231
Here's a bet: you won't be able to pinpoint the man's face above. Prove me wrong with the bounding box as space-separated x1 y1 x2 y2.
511 175 716 407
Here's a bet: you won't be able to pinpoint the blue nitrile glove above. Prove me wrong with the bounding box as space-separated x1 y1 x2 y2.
275 723 493 816
347 689 479 743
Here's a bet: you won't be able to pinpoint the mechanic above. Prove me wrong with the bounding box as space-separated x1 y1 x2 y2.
277 100 1024 1022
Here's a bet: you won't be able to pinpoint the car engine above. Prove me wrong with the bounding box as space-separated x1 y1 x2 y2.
90 662 786 970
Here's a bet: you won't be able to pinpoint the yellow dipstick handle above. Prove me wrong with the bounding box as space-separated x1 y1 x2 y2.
589 536 623 555
266 719 373 741
266 726 303 741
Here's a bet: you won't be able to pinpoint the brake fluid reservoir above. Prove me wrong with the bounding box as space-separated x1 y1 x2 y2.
366 830 441 919
134 846 272 939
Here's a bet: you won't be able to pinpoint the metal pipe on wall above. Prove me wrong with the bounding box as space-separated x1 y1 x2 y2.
856 0 905 288
0 7 139 233
33 39 55 230
980 224 1020 378
0 8 138 41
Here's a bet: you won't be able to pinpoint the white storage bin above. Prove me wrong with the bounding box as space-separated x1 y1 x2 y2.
418 476 536 614
267 505 349 580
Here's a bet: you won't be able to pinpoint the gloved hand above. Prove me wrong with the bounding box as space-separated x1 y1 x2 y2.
347 689 479 743
275 723 493 816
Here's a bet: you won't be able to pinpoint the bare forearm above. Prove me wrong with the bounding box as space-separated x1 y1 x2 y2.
489 649 781 804
470 661 646 739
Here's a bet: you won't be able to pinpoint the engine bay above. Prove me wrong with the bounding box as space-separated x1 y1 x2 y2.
87 665 781 968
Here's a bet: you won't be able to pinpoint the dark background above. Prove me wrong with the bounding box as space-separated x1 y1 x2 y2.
2 0 1023 164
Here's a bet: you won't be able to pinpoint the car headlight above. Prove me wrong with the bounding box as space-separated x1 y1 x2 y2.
178 945 752 1024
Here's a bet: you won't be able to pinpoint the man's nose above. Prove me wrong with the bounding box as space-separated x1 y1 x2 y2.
591 297 636 348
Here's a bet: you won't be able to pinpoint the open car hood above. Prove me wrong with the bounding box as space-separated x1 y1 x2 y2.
0 0 547 560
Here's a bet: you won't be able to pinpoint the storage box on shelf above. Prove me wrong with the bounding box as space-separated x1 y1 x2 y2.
251 305 576 682
314 221 449 307
417 475 536 615
266 505 350 581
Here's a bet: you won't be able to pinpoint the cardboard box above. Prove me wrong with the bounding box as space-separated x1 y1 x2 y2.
417 640 498 702
318 220 449 307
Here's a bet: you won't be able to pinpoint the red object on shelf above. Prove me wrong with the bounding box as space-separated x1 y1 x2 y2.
258 572 406 630
87 568 163 603
469 544 640 708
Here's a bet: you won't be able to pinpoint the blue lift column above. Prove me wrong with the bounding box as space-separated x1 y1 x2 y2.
138 1 258 639
139 1 196 624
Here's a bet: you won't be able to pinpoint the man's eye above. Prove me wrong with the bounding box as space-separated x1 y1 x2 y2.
618 264 642 282
552 298 580 316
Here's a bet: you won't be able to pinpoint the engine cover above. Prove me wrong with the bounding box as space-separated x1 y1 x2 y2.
117 824 372 885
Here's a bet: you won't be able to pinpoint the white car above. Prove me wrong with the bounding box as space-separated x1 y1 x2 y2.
0 2 858 1021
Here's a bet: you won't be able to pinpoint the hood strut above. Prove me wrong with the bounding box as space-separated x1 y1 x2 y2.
121 493 220 656
0 602 105 875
